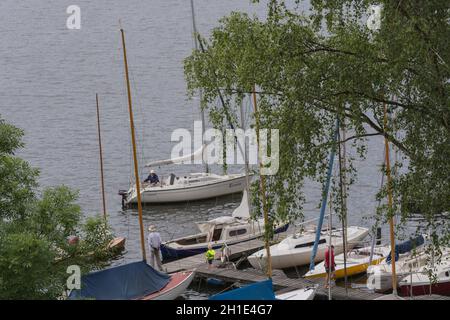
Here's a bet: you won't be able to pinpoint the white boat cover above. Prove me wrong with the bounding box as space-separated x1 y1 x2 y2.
145 145 207 167
196 216 237 234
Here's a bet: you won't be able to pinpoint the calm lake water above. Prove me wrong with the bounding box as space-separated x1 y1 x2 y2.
0 0 410 299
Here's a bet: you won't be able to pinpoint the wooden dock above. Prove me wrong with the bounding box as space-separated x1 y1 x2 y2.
194 263 385 300
164 231 289 273
162 233 450 300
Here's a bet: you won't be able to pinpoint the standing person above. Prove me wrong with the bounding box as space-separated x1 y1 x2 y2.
147 225 164 271
205 243 215 269
324 244 336 288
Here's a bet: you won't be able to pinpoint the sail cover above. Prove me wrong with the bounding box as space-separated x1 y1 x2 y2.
145 145 206 167
68 261 170 300
386 235 425 263
209 279 275 300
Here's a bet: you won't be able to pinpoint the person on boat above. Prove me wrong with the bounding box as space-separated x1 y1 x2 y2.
144 170 159 186
324 245 336 289
205 243 216 269
147 225 164 271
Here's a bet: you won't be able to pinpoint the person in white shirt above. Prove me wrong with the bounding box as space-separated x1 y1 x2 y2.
147 225 164 271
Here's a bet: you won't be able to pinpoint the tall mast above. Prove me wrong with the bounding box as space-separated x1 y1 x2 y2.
240 99 251 209
251 87 272 278
96 94 107 220
190 0 208 173
337 117 348 294
384 102 397 295
120 28 147 262
309 118 339 271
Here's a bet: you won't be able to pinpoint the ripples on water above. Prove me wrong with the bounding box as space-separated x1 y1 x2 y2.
0 0 428 299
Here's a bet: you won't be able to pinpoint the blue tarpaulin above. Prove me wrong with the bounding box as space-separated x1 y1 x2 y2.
209 279 275 300
69 261 170 300
386 235 425 264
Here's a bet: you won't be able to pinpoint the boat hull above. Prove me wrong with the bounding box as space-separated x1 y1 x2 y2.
126 174 247 204
141 270 195 300
276 286 318 300
305 257 385 279
248 227 369 270
399 280 450 297
161 223 289 262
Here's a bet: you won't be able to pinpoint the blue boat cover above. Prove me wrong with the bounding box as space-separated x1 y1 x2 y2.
69 261 170 300
386 235 425 264
209 279 275 300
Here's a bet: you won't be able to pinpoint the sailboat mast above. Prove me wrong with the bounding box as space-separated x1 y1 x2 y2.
251 87 272 278
337 117 348 294
190 0 209 173
120 28 147 262
384 102 397 295
96 94 107 220
240 99 251 209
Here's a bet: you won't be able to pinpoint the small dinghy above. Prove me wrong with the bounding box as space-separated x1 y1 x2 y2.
305 245 391 279
398 248 450 297
69 261 194 300
248 226 369 270
161 190 289 261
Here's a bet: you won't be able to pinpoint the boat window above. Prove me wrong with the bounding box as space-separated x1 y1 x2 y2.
295 238 326 249
212 228 222 241
229 229 247 237
177 235 207 245
446 271 449 277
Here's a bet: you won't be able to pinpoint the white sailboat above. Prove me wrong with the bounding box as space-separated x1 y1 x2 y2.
160 190 289 261
247 226 369 270
122 145 248 204
366 236 426 292
398 248 450 297
120 0 248 205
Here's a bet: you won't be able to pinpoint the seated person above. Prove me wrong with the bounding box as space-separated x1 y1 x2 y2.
144 170 160 185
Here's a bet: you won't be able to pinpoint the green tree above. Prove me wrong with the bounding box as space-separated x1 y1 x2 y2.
184 1 450 246
0 117 114 299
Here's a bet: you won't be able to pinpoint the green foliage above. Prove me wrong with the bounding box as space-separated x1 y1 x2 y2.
184 1 450 245
0 116 116 299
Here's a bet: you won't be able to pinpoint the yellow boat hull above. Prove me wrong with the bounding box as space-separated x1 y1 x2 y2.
305 257 385 279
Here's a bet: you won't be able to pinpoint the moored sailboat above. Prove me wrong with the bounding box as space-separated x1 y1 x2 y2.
248 226 369 270
398 248 450 296
160 190 289 262
305 244 390 279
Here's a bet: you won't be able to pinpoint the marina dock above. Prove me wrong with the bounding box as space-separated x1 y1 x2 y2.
163 234 450 300
163 233 385 300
